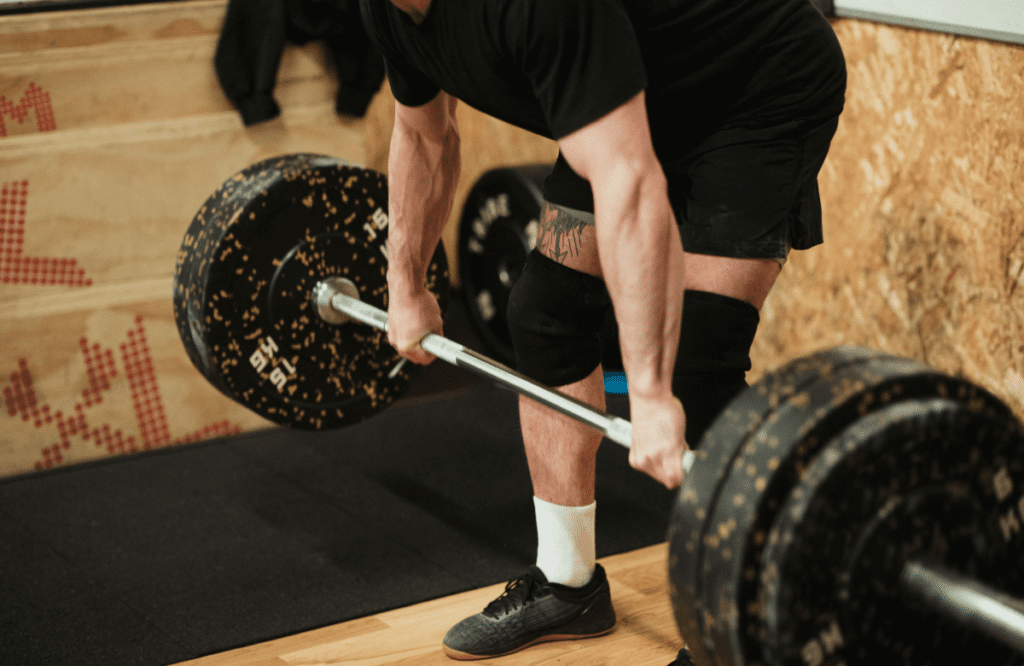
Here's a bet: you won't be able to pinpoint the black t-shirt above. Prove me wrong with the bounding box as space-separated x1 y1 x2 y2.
360 0 846 157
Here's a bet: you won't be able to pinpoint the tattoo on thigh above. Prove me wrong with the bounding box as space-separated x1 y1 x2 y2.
535 203 595 264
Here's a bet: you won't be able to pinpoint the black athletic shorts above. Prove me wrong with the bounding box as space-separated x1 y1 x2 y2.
542 115 841 262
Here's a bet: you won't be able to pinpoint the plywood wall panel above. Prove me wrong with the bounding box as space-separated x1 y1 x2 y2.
0 0 381 477
0 112 368 475
0 298 270 477
0 108 367 302
0 0 225 52
752 20 1024 421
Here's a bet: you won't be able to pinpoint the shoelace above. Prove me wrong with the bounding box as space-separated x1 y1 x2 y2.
483 573 538 617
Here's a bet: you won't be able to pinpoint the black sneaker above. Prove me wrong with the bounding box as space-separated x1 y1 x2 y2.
442 564 616 660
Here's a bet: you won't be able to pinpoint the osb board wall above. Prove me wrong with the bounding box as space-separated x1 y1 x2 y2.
752 19 1024 422
0 0 380 477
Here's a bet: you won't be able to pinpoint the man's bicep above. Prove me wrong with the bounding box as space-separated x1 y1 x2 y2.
557 91 657 185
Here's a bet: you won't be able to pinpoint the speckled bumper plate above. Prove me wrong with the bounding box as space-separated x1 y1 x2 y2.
172 154 449 430
667 346 1019 666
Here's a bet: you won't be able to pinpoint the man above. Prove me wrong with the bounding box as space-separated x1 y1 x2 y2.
359 0 846 661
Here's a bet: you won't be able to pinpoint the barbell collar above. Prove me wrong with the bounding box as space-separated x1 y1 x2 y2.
331 291 695 473
901 559 1024 655
311 277 359 325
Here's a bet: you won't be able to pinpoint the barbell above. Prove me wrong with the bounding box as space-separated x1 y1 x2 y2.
174 154 1024 665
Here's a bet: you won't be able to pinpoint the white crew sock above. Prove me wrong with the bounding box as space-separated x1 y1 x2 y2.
533 496 597 588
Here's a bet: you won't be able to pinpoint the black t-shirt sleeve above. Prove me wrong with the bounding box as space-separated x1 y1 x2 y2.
359 0 439 106
508 0 648 139
383 56 440 107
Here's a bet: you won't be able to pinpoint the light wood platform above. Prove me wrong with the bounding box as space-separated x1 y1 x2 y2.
174 544 682 666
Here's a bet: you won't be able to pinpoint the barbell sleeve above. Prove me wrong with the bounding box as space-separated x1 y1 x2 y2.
331 292 695 473
900 559 1024 655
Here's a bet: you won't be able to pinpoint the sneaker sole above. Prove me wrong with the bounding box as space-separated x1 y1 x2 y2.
442 625 616 661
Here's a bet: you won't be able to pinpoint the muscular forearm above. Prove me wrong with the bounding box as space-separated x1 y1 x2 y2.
595 164 685 402
386 94 461 298
557 92 688 485
557 92 684 406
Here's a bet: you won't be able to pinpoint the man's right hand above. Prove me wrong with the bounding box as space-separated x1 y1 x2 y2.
387 286 444 365
627 395 689 489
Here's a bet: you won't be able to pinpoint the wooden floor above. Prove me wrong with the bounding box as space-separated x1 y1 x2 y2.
173 544 682 666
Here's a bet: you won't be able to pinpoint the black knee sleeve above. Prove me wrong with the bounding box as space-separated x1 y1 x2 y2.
507 250 612 387
673 290 760 448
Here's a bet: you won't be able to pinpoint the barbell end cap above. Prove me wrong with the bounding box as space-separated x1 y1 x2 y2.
604 421 696 474
682 450 695 474
312 277 359 325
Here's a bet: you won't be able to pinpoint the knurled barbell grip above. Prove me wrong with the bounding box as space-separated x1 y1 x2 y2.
900 559 1024 655
331 292 696 473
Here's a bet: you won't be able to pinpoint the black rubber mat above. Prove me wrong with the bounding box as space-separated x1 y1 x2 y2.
0 382 673 666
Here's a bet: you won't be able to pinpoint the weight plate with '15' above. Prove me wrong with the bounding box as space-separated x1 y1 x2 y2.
173 154 450 430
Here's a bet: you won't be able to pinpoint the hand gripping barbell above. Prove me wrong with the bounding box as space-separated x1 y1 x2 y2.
317 280 680 458
174 154 1024 666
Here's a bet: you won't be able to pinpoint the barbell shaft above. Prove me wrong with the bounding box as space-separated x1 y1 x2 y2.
332 292 695 473
901 559 1024 655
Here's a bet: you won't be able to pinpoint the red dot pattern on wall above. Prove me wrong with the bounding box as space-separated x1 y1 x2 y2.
81 337 117 407
0 82 57 136
123 315 170 450
4 359 40 422
1 181 92 286
2 316 243 472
